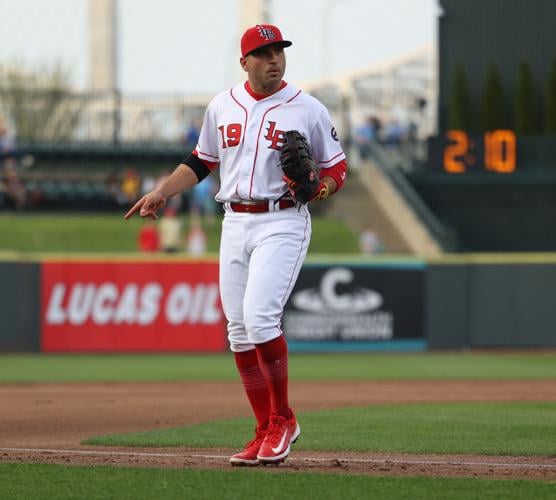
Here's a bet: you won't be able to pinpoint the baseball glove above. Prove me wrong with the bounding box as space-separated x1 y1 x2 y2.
280 130 320 204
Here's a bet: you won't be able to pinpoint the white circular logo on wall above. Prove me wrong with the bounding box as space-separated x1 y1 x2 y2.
292 268 383 313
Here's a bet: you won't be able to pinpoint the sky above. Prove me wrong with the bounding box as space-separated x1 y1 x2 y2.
0 0 437 96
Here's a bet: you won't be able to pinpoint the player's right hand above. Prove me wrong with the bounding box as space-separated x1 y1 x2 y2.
124 190 168 220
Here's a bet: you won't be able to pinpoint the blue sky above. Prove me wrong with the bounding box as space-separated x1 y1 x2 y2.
0 0 437 95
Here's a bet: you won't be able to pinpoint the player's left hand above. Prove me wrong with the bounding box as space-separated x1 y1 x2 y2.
309 181 330 202
283 176 329 203
279 130 320 204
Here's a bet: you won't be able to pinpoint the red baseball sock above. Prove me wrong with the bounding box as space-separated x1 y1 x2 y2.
255 335 292 419
234 349 271 430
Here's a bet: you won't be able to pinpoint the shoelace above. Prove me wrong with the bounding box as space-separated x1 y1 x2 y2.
265 416 287 442
245 432 266 449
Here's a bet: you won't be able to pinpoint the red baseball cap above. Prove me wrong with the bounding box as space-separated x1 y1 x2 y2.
241 24 292 57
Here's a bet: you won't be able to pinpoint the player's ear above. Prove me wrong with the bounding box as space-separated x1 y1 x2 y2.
240 57 248 72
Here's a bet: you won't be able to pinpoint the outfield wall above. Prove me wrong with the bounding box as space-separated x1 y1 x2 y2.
1 255 555 352
427 256 556 349
0 262 41 351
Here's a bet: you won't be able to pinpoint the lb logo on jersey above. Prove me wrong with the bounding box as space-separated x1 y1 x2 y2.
265 121 286 150
331 127 339 141
257 25 276 40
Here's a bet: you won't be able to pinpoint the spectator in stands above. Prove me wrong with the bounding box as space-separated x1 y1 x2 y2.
186 213 208 255
0 117 27 209
190 173 218 225
2 162 27 209
383 120 406 148
159 207 182 253
141 174 156 196
182 118 201 148
106 171 124 204
0 117 17 161
407 120 418 143
371 116 382 140
138 220 160 252
359 225 383 254
121 167 141 204
354 115 381 160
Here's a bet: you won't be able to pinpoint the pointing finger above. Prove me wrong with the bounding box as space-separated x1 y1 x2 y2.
124 201 142 219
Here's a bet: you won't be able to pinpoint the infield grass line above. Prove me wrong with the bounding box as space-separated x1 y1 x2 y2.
84 402 556 456
1 448 555 470
1 353 556 382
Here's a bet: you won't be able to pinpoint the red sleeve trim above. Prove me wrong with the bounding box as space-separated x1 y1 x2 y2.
192 149 219 171
317 151 344 165
320 159 347 191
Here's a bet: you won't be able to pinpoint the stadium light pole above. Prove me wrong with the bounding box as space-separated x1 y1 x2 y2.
88 0 121 144
321 0 355 78
111 0 121 146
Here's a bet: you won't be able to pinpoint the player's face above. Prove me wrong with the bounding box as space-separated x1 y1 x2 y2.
241 45 286 94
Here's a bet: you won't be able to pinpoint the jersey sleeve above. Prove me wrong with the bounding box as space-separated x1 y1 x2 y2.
309 107 346 169
194 101 220 164
319 158 347 190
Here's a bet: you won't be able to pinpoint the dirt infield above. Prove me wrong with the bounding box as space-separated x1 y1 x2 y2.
1 380 555 480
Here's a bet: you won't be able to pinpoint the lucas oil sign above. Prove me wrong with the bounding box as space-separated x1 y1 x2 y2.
283 265 424 346
41 261 227 352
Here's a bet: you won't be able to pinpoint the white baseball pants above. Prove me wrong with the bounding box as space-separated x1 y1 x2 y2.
219 206 311 352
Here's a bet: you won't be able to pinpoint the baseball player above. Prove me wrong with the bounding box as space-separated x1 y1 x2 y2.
125 24 347 465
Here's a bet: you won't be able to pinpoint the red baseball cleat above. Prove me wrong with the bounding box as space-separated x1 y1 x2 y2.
229 426 267 466
257 412 300 464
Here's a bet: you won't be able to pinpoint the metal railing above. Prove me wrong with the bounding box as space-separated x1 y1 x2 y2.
0 88 209 145
366 141 458 251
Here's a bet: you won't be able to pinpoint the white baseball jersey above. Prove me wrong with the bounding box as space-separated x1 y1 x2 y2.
194 82 346 202
195 81 346 352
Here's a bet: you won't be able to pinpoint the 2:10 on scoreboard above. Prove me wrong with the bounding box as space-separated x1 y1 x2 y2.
443 130 516 173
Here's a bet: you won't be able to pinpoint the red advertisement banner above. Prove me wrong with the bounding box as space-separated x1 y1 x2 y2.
41 261 227 352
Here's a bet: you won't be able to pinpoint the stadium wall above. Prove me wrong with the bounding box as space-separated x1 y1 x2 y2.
426 257 556 348
408 172 556 252
0 262 41 351
1 256 555 352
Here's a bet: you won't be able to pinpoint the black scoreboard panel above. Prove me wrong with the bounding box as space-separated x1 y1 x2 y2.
418 1 556 250
438 0 556 132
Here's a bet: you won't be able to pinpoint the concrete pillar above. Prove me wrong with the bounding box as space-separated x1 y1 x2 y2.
238 0 270 31
89 0 118 91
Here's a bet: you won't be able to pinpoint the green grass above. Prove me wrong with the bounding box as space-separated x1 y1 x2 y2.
0 213 359 254
2 213 150 253
0 353 555 383
1 464 554 500
84 402 556 456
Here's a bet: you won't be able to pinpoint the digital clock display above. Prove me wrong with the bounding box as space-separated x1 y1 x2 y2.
427 130 518 174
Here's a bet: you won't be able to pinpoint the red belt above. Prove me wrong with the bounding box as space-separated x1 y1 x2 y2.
229 199 296 213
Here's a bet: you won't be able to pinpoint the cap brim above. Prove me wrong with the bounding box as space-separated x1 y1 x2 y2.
245 40 292 56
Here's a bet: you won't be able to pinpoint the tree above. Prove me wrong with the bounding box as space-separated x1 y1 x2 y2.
514 61 538 134
480 64 507 131
448 63 471 131
546 57 556 134
0 64 82 142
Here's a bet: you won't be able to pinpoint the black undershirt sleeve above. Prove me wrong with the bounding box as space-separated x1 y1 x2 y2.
183 153 211 182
